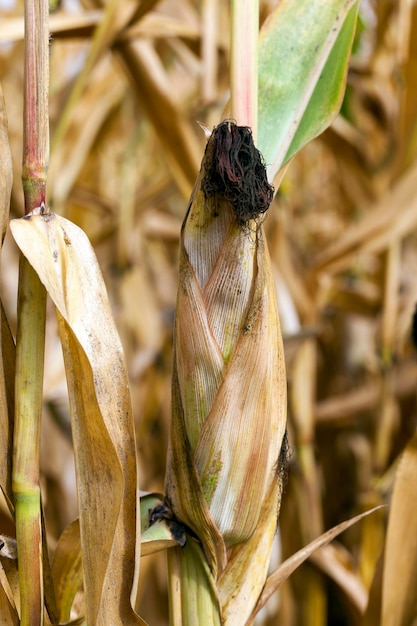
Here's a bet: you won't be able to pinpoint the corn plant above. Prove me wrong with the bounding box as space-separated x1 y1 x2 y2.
2 1 415 625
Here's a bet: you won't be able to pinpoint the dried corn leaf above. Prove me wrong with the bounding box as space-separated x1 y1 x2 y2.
50 67 126 209
51 519 83 624
0 532 19 622
51 0 143 151
381 430 417 626
0 563 19 626
309 544 368 614
250 506 384 621
0 302 15 510
0 10 102 43
363 554 384 626
10 213 143 626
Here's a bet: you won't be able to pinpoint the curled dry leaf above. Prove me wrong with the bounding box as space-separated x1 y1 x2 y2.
52 519 83 624
10 212 144 626
0 561 19 626
250 506 385 622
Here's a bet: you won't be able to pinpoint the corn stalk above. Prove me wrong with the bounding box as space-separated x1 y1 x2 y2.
12 2 49 624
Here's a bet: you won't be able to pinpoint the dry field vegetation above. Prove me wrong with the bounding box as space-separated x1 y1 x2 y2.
1 0 417 625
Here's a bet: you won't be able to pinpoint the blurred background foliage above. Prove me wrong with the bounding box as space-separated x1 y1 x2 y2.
1 0 417 625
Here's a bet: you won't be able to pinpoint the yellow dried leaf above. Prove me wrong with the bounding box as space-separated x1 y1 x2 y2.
0 567 19 626
252 506 384 621
382 430 417 626
10 213 144 626
52 519 83 623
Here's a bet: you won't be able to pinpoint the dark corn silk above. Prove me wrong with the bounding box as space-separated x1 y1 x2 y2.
201 121 274 227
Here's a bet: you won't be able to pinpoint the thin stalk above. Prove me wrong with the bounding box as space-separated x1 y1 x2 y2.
22 0 49 216
12 1 49 624
13 257 47 626
230 0 259 138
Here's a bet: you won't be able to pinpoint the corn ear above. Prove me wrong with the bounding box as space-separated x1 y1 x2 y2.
165 122 287 581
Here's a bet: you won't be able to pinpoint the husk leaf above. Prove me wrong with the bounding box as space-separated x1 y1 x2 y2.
218 479 281 626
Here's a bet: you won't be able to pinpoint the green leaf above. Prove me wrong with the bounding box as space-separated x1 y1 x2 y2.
258 0 359 181
139 493 180 556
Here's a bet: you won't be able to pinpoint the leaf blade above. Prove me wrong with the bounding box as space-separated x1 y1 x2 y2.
250 506 384 621
10 214 144 626
258 0 359 180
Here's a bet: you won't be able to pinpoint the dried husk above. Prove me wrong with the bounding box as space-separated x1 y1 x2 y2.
165 122 287 576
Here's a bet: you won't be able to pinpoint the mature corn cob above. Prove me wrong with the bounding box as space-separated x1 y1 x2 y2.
164 121 288 581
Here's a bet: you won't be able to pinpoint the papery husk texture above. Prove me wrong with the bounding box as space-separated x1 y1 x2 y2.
165 122 287 574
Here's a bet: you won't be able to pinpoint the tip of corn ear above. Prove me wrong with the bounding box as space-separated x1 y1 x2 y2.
201 120 274 227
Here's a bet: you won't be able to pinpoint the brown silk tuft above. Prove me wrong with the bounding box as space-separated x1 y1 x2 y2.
201 121 274 226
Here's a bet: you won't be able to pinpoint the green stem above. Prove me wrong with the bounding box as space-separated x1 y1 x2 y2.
167 542 221 626
230 0 259 139
13 2 49 623
13 256 46 626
